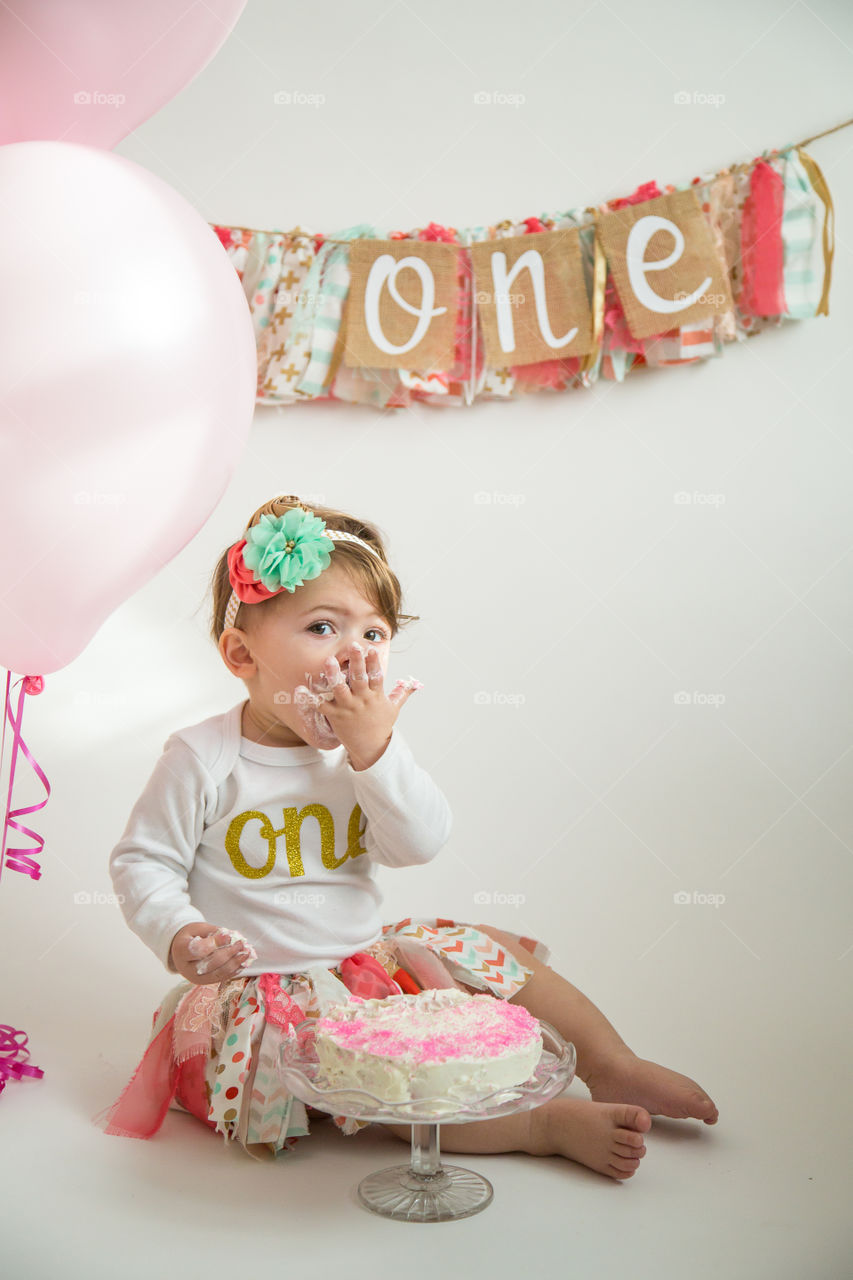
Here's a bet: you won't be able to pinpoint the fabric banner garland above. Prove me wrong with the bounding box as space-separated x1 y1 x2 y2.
210 138 834 412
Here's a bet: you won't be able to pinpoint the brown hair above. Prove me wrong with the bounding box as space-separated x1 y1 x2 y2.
208 494 417 645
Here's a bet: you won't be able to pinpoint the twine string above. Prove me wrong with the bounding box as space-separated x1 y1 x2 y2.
213 115 853 245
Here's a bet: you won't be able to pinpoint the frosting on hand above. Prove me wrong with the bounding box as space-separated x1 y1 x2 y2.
187 928 258 975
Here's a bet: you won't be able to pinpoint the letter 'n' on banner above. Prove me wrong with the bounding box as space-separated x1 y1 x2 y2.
344 238 459 369
597 189 733 340
470 229 594 367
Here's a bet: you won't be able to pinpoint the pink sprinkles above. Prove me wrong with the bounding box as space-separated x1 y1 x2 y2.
316 997 539 1063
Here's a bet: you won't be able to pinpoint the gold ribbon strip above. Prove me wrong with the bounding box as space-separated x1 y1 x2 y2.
796 147 835 317
322 308 348 389
579 210 606 378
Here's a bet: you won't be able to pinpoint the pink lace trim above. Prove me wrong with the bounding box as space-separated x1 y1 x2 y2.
257 972 306 1032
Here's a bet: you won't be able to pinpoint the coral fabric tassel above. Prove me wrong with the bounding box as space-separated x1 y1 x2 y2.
95 1013 181 1139
392 967 422 994
739 160 786 317
338 951 403 999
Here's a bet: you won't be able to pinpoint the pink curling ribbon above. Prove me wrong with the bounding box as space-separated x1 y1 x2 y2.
0 1025 44 1096
0 671 50 882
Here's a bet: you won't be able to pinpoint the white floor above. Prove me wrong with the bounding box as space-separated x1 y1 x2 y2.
2 0 852 1267
2 937 849 1280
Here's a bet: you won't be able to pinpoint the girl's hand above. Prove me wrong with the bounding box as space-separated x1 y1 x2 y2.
169 922 256 985
295 643 422 769
293 680 344 750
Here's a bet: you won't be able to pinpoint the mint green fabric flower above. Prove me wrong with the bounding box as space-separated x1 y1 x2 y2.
242 509 333 593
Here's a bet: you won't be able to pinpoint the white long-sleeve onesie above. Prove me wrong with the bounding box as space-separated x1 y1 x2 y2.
109 699 452 975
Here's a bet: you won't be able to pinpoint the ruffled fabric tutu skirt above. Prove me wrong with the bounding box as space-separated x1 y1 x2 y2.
93 916 550 1161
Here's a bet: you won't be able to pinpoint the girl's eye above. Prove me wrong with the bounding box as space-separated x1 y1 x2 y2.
308 622 387 641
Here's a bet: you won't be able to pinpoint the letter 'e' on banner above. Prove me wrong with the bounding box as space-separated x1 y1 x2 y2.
597 189 733 340
344 238 459 369
470 228 593 367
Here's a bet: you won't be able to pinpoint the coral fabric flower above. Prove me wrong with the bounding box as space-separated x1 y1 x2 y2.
227 539 276 604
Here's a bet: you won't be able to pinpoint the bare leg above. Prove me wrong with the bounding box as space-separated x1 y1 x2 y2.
473 923 719 1126
380 1097 651 1181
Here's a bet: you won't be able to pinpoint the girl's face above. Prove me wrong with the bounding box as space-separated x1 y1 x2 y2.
220 560 393 747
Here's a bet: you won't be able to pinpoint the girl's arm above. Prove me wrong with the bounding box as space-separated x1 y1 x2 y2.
349 727 452 868
109 734 213 970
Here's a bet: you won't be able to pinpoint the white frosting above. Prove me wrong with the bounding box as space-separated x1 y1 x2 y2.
313 987 543 1103
187 928 257 975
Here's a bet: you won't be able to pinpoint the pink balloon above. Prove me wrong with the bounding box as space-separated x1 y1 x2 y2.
0 0 247 148
0 141 257 676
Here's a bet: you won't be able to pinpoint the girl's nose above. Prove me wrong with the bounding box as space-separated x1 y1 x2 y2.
333 651 350 677
334 640 363 681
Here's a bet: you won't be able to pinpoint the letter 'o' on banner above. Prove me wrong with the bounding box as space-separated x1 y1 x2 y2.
344 239 459 370
597 188 733 340
470 228 594 367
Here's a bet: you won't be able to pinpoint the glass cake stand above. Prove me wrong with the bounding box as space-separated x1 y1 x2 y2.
278 1018 576 1223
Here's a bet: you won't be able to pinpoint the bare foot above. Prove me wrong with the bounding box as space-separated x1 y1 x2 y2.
586 1049 719 1125
530 1096 651 1180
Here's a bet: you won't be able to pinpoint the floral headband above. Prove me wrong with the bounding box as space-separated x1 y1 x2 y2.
223 506 383 631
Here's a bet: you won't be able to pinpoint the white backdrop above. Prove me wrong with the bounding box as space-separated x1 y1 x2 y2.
2 2 851 1275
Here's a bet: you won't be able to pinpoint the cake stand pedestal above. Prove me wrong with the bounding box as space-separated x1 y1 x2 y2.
356 1119 494 1221
278 1018 576 1223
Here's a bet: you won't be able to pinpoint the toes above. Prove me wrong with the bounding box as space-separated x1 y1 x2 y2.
618 1104 652 1133
609 1152 641 1170
615 1139 646 1157
607 1161 638 1179
689 1092 719 1122
615 1127 646 1149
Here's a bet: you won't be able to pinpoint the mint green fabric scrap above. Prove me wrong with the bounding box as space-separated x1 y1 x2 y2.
292 222 376 398
778 147 824 319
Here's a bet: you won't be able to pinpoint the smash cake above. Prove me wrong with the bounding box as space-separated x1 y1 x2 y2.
312 987 544 1104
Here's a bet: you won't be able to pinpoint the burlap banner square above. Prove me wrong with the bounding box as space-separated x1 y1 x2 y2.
344 238 459 370
597 188 733 340
470 228 593 367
